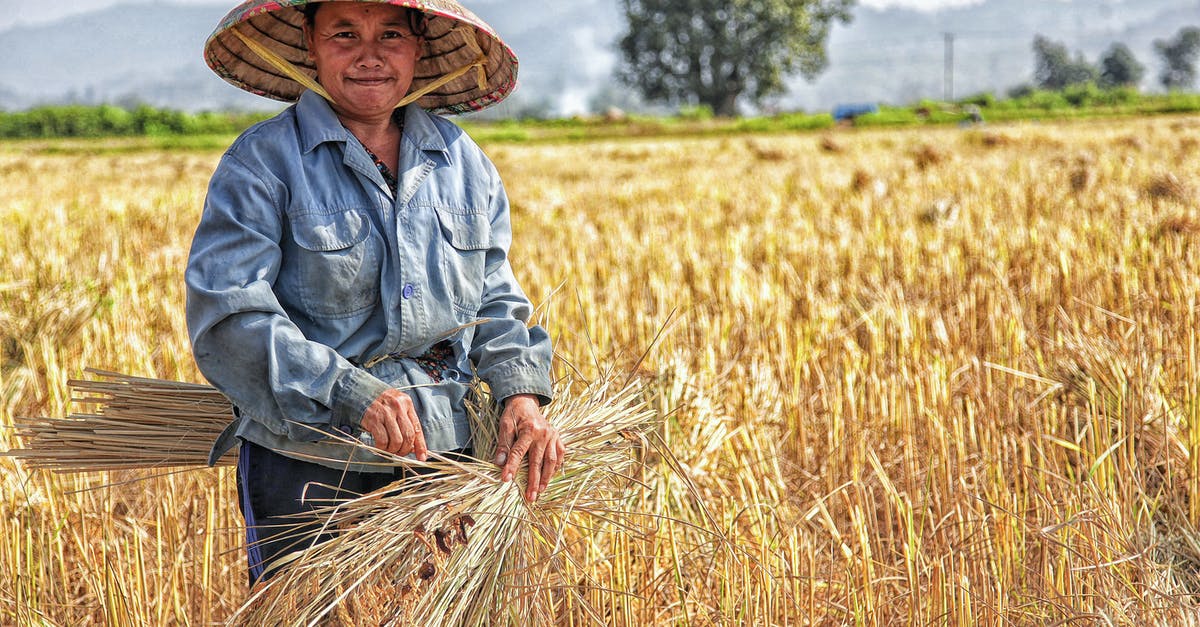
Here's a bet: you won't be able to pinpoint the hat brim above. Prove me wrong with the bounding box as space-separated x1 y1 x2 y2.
204 0 518 115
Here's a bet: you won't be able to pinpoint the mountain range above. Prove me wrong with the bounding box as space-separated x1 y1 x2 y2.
0 0 1196 116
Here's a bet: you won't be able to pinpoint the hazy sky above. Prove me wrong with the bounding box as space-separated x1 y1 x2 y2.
0 0 984 31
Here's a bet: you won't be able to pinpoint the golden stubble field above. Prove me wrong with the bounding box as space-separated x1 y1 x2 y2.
2 115 1200 624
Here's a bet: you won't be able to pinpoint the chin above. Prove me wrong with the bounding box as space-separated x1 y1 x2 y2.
341 95 400 111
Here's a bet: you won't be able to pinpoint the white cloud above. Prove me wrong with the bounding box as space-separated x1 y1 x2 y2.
858 0 986 10
0 0 998 32
0 1 223 31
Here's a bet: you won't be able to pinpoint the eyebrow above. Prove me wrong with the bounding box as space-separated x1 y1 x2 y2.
326 18 410 28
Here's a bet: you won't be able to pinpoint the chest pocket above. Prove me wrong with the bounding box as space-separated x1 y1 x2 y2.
285 209 382 318
433 207 491 317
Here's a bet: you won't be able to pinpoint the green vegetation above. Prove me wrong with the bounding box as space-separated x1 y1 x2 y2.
819 89 1200 128
467 89 1200 139
1 89 1199 145
0 104 274 139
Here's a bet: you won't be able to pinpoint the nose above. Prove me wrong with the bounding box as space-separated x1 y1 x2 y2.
355 41 384 69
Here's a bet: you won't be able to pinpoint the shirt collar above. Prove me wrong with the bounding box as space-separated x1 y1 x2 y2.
296 90 349 153
401 102 451 161
296 90 451 162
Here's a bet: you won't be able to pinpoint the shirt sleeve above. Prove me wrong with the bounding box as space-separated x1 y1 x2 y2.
467 163 555 406
185 152 391 441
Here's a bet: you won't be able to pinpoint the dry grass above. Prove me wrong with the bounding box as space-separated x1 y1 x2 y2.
9 370 235 471
3 115 1200 623
1145 172 1194 204
235 377 657 625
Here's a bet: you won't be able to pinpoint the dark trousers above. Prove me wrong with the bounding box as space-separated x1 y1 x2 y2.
235 439 469 586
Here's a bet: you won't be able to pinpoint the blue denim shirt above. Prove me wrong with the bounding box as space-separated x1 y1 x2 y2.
186 91 553 471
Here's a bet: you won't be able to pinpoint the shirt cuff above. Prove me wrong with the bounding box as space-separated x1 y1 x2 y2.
486 364 554 406
331 367 392 430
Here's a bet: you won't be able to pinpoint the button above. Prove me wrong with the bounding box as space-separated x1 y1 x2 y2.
402 284 415 299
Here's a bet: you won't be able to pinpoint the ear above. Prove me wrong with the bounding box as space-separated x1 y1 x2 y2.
303 25 315 62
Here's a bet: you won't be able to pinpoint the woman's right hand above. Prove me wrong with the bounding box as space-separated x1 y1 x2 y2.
360 389 428 460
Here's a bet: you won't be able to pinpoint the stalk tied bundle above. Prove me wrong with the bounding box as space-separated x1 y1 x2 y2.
6 369 660 625
7 369 235 471
237 376 655 625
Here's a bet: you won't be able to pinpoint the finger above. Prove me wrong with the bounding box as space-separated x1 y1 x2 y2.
370 421 390 452
395 409 415 457
555 439 566 475
494 410 516 467
526 441 546 501
385 412 405 455
362 411 391 452
502 433 532 483
392 393 421 458
410 410 428 462
539 439 557 494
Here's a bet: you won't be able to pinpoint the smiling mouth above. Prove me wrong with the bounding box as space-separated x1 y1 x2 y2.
348 77 393 86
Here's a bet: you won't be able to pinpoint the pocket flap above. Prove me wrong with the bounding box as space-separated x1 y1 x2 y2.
434 208 491 250
291 210 370 252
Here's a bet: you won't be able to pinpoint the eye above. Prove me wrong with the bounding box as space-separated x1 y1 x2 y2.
331 31 356 39
381 30 410 40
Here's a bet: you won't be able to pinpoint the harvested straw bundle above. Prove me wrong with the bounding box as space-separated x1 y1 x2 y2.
237 376 654 625
7 368 658 624
8 369 235 471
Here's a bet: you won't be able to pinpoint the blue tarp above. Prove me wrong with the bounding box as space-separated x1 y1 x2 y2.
833 103 879 121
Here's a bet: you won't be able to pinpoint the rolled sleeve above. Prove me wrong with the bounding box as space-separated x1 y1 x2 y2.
486 364 553 406
331 367 392 429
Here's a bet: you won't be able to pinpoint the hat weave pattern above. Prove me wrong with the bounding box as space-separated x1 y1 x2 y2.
205 0 518 114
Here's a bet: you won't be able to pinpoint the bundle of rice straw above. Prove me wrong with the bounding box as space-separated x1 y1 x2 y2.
7 369 659 624
237 376 654 625
8 369 235 471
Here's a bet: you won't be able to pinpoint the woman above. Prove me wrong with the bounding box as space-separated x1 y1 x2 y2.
187 0 563 584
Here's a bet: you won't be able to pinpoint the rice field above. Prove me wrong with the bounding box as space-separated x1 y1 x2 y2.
3 114 1200 624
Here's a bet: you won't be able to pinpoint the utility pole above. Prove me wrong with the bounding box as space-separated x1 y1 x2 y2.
943 32 955 102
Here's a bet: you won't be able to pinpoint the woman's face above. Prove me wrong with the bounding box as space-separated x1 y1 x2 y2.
305 3 422 123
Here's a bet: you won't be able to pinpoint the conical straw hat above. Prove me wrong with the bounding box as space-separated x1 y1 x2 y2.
204 0 518 114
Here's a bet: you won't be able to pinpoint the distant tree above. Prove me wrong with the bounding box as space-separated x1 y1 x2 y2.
617 0 855 116
1006 83 1036 99
1098 43 1145 89
1033 35 1098 90
1155 26 1200 90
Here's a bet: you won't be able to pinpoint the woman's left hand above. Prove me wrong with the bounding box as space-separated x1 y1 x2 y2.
494 394 564 502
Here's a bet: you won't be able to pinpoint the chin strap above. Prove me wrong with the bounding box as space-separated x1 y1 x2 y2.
231 26 334 102
231 21 489 109
397 23 488 108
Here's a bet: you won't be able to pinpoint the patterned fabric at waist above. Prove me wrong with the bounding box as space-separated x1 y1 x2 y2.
361 340 455 382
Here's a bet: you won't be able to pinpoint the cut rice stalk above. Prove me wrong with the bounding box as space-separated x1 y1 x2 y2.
235 376 656 626
6 369 234 471
6 367 663 624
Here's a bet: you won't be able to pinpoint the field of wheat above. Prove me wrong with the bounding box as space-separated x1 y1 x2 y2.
2 115 1200 625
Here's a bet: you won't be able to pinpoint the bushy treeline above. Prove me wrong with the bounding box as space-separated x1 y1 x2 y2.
1028 27 1200 93
992 85 1200 112
0 104 275 139
845 89 1200 128
2 89 1199 143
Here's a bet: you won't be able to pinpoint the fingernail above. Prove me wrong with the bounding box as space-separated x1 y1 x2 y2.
494 452 507 465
